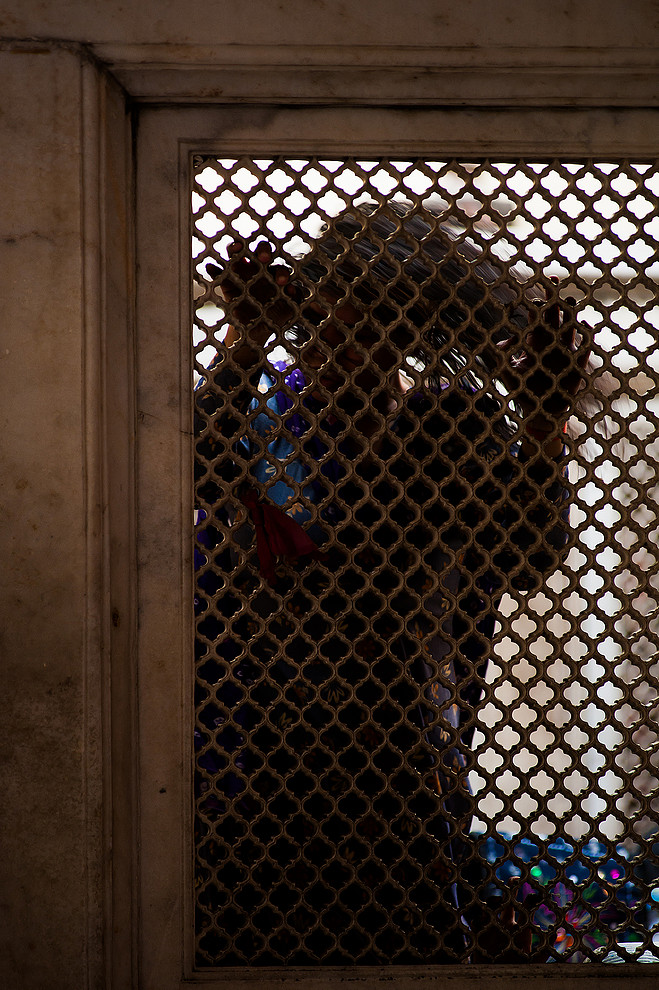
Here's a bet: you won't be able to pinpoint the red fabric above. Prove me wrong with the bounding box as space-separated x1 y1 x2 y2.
239 488 324 586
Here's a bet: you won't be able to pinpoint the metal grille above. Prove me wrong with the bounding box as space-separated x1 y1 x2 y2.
192 158 659 966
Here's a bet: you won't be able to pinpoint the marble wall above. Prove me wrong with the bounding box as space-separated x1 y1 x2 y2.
0 45 132 990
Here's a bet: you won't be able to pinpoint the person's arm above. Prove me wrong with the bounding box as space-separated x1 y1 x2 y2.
493 291 590 588
213 240 298 369
498 292 589 460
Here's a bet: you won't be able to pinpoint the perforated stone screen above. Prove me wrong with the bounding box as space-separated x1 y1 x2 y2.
192 158 659 966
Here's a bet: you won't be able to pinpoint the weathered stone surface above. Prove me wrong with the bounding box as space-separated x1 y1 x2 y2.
0 0 657 50
0 45 131 990
0 47 91 990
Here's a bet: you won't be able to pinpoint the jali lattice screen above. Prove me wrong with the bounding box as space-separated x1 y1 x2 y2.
192 158 659 966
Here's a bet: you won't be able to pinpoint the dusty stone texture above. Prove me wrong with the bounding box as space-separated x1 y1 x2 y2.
0 0 657 50
0 48 99 990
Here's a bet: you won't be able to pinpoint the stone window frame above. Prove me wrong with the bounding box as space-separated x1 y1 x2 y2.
129 102 659 990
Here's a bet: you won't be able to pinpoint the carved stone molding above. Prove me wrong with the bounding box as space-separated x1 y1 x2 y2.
96 44 659 106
